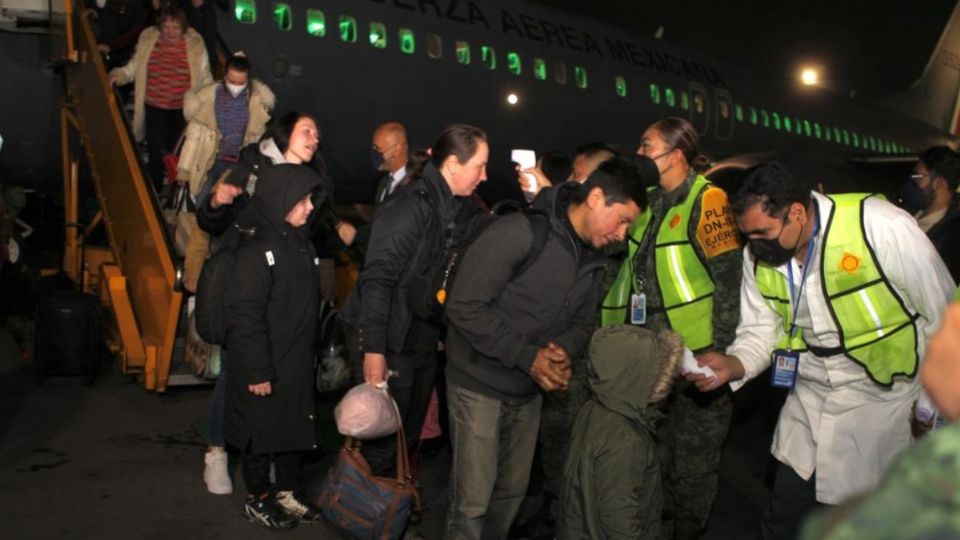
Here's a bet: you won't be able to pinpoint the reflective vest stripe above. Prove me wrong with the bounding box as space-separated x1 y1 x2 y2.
667 244 695 302
858 289 885 337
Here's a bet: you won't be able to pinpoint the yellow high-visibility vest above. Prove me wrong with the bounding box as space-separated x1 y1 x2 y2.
754 193 919 386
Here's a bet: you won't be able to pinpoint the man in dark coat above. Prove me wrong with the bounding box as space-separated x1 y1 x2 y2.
225 164 324 530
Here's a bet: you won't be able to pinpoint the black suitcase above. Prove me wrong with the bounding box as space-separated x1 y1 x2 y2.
34 291 103 385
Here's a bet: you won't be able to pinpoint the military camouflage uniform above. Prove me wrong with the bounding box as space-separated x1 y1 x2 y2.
801 423 960 540
630 170 742 540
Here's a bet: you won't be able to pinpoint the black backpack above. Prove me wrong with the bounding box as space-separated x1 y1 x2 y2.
195 234 272 346
407 204 552 324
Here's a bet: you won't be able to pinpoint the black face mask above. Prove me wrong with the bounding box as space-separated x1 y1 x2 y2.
900 178 935 214
370 148 385 171
749 214 801 267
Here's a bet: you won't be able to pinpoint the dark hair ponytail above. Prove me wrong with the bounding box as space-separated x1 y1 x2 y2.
649 117 710 173
431 124 487 169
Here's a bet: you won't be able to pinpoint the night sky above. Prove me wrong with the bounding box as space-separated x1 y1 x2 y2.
533 0 957 98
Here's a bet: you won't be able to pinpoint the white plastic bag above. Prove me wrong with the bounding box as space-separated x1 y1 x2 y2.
334 382 400 440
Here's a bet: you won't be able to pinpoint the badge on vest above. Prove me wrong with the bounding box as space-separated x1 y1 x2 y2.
770 349 799 389
630 292 647 325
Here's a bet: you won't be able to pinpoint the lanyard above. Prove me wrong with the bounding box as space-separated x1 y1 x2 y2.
785 215 820 341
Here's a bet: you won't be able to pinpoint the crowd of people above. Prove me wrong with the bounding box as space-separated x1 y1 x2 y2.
98 4 960 539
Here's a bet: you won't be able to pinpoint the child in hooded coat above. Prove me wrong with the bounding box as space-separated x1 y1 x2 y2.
224 163 325 530
557 325 683 540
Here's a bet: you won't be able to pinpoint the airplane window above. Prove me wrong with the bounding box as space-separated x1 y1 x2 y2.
534 58 547 80
803 120 812 137
833 127 841 143
306 9 325 37
869 136 876 151
852 132 860 147
272 3 291 31
824 125 832 142
339 15 357 42
693 93 704 113
784 117 792 132
399 28 415 54
649 84 661 105
481 46 495 69
813 123 822 139
842 129 850 145
772 112 781 130
615 76 627 97
760 109 769 128
748 107 757 125
455 41 470 65
794 118 802 135
507 52 522 76
665 87 676 107
734 104 743 122
680 91 690 111
554 62 567 85
235 0 256 23
862 134 870 149
369 22 387 48
574 66 588 89
427 34 442 59
719 101 729 119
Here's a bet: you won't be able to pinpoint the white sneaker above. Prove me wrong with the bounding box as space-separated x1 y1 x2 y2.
203 448 232 495
275 491 323 522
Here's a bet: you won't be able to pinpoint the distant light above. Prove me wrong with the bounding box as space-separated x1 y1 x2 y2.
800 68 819 86
506 93 519 105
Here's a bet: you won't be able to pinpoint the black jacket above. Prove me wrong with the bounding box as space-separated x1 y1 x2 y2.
927 196 960 283
445 182 608 402
224 164 323 454
342 163 468 355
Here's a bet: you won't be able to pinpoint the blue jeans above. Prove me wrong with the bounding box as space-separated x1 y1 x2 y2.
444 382 542 540
208 350 228 447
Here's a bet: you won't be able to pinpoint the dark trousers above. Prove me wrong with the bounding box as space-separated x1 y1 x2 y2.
759 461 824 540
144 104 185 193
241 450 302 497
360 348 437 478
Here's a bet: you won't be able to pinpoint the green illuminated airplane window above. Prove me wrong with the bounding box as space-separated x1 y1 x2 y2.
784 117 792 132
575 66 588 89
507 52 521 76
734 104 743 122
533 58 546 80
863 135 870 149
272 3 291 31
852 132 859 147
813 123 822 139
680 91 690 111
554 62 567 84
615 76 627 97
649 84 661 105
426 34 442 59
793 118 801 135
833 127 841 143
306 9 325 37
481 46 495 69
235 0 256 23
748 107 757 125
842 130 850 145
869 137 876 151
760 109 769 128
369 22 387 48
803 120 811 137
663 87 675 107
399 28 414 54
772 112 781 130
824 125 832 142
455 41 470 65
339 15 357 42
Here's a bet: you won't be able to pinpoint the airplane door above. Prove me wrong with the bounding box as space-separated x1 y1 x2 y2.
714 89 734 141
688 83 709 136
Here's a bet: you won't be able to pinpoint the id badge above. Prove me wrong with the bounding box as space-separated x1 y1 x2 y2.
770 349 800 389
630 292 647 325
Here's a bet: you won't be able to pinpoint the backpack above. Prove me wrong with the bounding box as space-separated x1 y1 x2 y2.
194 233 272 345
406 203 552 324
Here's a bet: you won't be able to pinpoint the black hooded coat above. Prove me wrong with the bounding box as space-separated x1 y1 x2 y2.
224 164 323 454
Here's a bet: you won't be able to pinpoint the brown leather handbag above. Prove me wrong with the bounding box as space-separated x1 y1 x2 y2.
317 423 420 540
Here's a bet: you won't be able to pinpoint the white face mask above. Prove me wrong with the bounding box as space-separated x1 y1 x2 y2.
225 82 247 97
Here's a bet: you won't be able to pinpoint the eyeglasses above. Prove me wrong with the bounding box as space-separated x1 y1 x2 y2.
910 173 932 184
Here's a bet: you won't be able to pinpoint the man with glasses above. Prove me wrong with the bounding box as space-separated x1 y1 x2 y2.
690 162 955 540
902 146 960 282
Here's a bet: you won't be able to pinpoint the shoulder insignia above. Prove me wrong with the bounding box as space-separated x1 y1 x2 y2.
696 187 740 259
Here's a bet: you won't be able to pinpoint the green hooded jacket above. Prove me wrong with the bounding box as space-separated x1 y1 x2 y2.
558 325 683 540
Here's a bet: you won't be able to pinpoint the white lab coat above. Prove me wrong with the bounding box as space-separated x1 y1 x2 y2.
728 192 955 504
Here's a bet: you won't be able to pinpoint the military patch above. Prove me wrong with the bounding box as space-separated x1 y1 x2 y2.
669 214 681 228
696 187 740 259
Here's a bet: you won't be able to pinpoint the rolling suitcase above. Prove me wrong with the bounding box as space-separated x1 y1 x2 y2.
34 290 102 385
